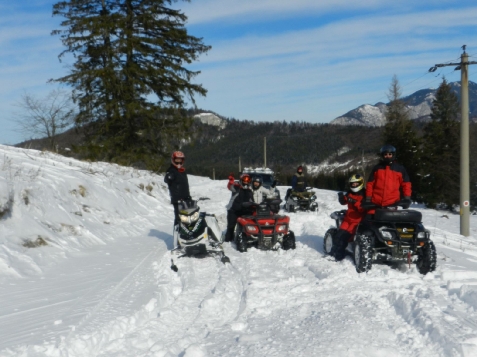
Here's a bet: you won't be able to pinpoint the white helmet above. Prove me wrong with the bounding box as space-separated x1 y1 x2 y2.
349 174 364 192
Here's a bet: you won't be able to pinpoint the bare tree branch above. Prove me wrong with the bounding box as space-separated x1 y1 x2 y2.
13 89 77 150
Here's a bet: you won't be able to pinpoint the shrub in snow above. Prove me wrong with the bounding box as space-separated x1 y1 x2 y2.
0 178 12 217
22 236 48 248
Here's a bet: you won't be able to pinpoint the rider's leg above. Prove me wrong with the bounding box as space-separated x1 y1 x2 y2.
225 210 237 242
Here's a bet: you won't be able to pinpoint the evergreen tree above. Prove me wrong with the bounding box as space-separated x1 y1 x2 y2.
52 0 210 168
421 78 460 209
382 75 422 199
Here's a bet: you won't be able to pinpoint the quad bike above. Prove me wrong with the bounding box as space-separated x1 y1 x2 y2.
234 199 296 252
170 198 230 272
323 200 437 275
285 187 318 212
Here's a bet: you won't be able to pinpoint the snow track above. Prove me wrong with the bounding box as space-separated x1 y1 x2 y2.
2 147 477 356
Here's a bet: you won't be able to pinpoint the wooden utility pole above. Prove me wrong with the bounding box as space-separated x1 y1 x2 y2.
239 156 242 173
213 168 215 180
429 45 477 236
264 137 267 168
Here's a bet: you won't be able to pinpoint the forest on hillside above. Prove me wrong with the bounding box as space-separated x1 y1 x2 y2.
182 118 383 179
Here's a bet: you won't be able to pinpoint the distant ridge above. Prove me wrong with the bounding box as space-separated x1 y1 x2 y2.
330 81 477 126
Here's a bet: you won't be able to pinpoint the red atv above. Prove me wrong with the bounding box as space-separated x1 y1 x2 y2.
234 199 296 252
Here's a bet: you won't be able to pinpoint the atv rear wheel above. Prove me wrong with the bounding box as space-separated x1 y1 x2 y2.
354 234 373 273
416 240 437 275
282 231 296 250
323 228 337 255
235 232 248 253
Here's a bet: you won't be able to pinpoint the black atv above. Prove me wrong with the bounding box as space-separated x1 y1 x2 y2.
284 187 318 212
323 201 437 275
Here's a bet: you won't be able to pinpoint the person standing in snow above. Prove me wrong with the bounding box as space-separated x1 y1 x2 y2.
364 145 412 210
331 174 366 261
224 173 254 242
164 151 191 227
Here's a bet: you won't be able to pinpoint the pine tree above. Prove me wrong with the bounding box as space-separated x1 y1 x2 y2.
382 75 422 199
52 0 210 168
421 78 460 209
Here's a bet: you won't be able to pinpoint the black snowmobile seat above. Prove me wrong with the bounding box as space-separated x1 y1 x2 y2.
374 209 422 223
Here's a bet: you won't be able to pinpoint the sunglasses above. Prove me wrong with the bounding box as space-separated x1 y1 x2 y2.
174 159 184 164
383 152 394 157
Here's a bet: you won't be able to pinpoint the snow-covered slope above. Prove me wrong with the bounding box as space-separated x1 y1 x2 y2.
1 145 477 356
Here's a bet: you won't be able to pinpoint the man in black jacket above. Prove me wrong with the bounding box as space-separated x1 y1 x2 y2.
164 151 191 226
224 173 254 242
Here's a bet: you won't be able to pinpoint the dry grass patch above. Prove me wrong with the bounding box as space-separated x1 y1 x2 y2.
23 236 48 248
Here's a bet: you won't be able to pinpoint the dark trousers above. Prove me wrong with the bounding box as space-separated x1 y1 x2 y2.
225 210 238 242
173 203 180 226
332 229 352 260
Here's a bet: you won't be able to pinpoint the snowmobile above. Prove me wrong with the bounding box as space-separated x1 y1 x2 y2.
285 187 318 212
234 199 296 252
170 198 230 272
323 200 437 275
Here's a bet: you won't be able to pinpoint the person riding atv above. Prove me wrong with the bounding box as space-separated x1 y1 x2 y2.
329 174 366 261
284 166 318 212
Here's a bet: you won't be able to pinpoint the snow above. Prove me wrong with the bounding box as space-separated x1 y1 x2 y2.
1 144 477 356
193 113 227 129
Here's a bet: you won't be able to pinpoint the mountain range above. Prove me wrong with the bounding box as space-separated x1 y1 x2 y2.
330 81 477 126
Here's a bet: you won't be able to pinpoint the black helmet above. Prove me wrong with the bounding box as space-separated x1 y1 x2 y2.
380 144 396 163
252 176 262 190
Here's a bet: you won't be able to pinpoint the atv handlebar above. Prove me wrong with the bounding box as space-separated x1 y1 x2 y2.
242 198 282 209
361 199 411 210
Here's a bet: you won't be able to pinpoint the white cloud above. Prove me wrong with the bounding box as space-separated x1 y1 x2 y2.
182 0 398 25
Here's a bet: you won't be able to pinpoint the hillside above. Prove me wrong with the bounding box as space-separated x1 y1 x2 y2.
182 116 384 179
1 145 477 356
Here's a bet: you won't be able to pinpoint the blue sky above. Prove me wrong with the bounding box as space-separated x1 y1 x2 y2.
1 1 477 144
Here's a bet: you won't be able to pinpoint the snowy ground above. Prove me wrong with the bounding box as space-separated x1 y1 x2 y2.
1 144 477 357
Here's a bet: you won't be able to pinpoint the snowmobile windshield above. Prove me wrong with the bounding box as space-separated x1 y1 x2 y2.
254 174 274 187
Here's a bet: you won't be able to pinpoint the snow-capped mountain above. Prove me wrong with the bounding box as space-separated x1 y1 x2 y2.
330 81 477 126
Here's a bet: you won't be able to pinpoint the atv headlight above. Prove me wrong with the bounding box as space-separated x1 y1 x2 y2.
380 230 393 239
245 225 259 234
311 195 317 201
276 224 288 233
417 232 426 239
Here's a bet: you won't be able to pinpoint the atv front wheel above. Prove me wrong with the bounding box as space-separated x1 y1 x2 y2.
354 234 373 273
416 240 437 275
282 231 296 250
235 232 248 253
323 228 337 255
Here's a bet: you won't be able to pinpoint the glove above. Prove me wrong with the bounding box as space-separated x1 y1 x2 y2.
271 180 277 188
401 197 412 209
166 172 175 182
361 197 374 209
338 192 346 205
228 173 235 184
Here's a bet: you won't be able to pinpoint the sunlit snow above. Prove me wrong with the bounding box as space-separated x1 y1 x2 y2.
1 144 477 356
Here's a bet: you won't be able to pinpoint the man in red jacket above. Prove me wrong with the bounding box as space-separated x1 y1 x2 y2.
364 145 412 209
331 174 366 261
